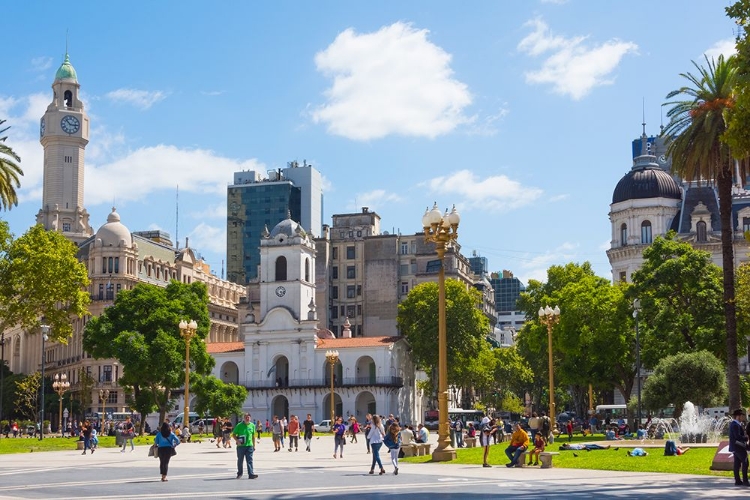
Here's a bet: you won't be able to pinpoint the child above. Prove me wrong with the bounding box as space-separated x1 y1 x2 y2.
528 432 545 466
383 422 403 475
566 421 573 442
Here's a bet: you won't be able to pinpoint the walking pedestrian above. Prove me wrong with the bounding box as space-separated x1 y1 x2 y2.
281 416 288 449
333 417 346 458
302 414 315 452
271 415 283 452
384 422 402 475
222 418 233 448
368 415 386 475
154 422 180 482
287 415 300 452
233 413 258 479
213 416 223 447
121 416 135 452
364 414 373 454
81 420 94 455
730 408 748 486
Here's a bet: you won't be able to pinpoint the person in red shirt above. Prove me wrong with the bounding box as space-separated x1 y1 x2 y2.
566 421 574 442
287 415 300 452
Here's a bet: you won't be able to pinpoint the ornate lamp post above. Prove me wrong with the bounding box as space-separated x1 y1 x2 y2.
538 305 560 423
422 202 460 462
325 350 339 426
53 373 70 435
633 298 642 426
99 388 110 432
179 319 198 431
40 325 50 440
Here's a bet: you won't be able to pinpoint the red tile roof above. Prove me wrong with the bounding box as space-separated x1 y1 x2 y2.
315 336 402 349
206 342 244 354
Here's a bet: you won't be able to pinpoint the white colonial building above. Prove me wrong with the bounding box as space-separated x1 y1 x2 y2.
208 216 418 424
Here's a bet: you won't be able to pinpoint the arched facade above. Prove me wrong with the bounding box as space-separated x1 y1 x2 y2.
220 361 239 384
355 390 376 419
271 394 289 419
355 355 376 384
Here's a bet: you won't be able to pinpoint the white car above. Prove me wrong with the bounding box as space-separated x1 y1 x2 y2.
314 420 332 432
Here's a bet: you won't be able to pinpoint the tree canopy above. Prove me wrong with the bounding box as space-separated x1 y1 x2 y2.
192 375 246 418
0 223 90 342
82 281 215 429
0 119 23 211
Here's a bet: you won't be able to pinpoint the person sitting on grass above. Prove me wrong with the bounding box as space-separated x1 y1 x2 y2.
664 440 690 456
560 443 611 451
527 432 545 466
605 428 622 441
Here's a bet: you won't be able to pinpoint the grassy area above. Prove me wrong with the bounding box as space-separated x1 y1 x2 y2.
403 436 731 477
0 434 213 454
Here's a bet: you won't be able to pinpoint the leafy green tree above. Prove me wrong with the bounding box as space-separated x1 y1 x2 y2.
192 375 246 419
641 350 727 419
0 224 90 343
492 346 533 405
397 279 489 394
500 392 525 415
662 54 742 409
75 367 95 421
515 262 635 414
82 281 214 429
0 119 23 211
725 1 750 157
14 372 40 423
629 234 727 368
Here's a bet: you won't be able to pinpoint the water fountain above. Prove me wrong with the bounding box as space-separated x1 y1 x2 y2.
644 402 730 444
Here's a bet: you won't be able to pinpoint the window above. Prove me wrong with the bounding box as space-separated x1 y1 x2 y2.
347 285 356 298
347 305 355 317
340 231 345 238
744 217 750 234
332 266 338 279
620 223 628 246
641 220 652 244
356 285 361 296
401 281 409 294
275 256 287 281
62 222 71 232
347 266 355 279
107 392 118 404
108 257 113 273
332 247 338 260
357 230 362 237
340 306 346 316
102 258 107 274
332 286 338 299
619 271 627 282
349 231 354 238
357 304 362 316
102 365 113 382
98 284 104 300
114 257 119 274
400 264 409 275
331 307 338 319
401 242 409 255
305 258 310 282
410 260 417 274
346 246 355 259
356 325 362 337
697 221 707 242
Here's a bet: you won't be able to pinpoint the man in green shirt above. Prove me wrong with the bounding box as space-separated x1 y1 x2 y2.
233 413 258 479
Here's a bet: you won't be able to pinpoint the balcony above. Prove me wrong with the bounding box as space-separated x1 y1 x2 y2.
242 376 403 390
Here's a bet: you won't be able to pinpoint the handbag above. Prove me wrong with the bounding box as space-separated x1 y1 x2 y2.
148 444 157 458
170 446 177 456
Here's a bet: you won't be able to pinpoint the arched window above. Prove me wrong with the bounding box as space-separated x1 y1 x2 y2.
620 223 628 247
64 90 72 108
697 221 707 242
114 257 119 274
275 256 287 281
305 258 310 282
641 220 652 244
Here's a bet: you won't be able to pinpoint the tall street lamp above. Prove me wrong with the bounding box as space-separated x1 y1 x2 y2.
325 350 339 425
422 202 460 462
40 325 49 440
53 373 70 435
99 388 110 432
179 319 198 431
538 305 560 424
0 333 6 422
633 298 642 426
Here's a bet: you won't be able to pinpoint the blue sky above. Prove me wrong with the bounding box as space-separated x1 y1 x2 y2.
1 1 738 285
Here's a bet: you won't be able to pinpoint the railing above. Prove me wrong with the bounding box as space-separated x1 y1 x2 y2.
242 376 403 390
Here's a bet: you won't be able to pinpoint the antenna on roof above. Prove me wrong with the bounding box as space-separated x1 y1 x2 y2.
175 185 179 249
642 98 646 137
65 29 69 54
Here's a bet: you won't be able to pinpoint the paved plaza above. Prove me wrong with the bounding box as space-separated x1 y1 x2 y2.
0 434 744 499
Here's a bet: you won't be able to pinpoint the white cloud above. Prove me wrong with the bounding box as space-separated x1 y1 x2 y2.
518 18 638 100
312 22 472 140
518 242 578 284
85 145 265 205
190 202 226 220
105 88 168 109
187 222 225 254
30 56 53 72
200 90 225 96
424 169 543 211
347 189 402 212
704 38 736 62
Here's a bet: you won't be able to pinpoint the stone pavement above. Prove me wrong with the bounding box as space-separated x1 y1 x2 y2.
0 433 744 499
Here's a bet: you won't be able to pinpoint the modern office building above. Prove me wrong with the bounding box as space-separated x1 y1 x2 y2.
490 270 526 332
226 161 323 284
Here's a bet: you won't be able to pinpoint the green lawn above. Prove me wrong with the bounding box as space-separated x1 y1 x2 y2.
0 434 213 454
403 436 731 477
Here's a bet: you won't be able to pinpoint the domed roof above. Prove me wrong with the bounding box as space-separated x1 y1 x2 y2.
55 53 78 82
95 208 132 247
269 216 307 239
612 166 682 204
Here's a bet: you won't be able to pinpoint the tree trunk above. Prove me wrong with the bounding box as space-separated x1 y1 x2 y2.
717 172 741 410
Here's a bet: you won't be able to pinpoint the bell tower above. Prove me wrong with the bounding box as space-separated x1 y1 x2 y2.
36 52 93 245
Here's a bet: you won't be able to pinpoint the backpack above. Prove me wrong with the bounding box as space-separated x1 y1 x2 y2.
664 440 677 456
541 416 551 436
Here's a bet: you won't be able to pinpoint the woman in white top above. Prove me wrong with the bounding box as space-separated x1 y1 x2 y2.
368 415 386 475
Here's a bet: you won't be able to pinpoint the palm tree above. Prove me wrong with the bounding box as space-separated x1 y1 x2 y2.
0 119 23 210
662 54 743 409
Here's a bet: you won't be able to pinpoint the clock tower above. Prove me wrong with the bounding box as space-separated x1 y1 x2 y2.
36 52 93 245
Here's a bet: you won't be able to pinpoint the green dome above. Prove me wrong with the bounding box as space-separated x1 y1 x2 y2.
55 53 77 82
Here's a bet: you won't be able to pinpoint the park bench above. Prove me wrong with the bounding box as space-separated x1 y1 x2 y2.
416 443 432 456
465 437 477 448
400 444 417 457
518 450 560 469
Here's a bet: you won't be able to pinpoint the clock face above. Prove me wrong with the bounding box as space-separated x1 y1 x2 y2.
60 115 80 134
40 118 45 139
275 286 286 297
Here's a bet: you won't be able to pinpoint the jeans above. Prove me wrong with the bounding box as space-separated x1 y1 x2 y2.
505 445 526 465
456 430 464 448
370 442 384 471
390 447 399 469
236 446 254 476
83 436 91 452
122 437 134 451
158 447 172 476
334 435 345 456
289 435 298 450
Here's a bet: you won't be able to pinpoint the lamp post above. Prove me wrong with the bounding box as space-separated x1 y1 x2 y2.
633 298 642 426
53 373 70 436
325 350 339 425
538 305 560 424
0 333 6 422
40 325 49 440
99 388 109 432
179 319 198 431
422 202 460 462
